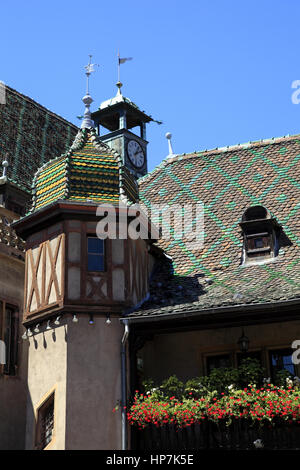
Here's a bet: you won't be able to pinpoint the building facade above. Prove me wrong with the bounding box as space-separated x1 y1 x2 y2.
129 135 300 387
1 81 300 449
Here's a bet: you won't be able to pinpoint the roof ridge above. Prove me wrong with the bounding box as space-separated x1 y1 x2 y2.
139 132 300 186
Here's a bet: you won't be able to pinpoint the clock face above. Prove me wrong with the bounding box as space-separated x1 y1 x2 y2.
127 140 145 168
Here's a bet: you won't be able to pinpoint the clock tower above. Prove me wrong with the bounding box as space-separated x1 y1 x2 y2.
91 82 153 179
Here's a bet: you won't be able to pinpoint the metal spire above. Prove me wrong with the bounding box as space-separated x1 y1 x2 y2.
117 50 132 95
81 55 98 129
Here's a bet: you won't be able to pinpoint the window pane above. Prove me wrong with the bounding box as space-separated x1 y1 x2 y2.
269 349 295 380
88 254 104 272
38 394 55 450
88 237 104 254
207 354 231 374
42 402 54 447
254 238 263 248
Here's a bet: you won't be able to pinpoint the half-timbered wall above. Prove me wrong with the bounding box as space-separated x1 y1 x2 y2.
24 219 151 321
65 220 149 308
127 237 149 306
25 224 64 320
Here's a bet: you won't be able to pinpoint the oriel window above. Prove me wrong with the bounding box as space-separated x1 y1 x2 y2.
87 236 105 272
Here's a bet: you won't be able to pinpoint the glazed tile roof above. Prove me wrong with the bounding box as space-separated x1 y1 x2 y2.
30 127 139 212
0 84 78 193
129 134 300 318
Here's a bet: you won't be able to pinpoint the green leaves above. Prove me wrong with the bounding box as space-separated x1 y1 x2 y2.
142 358 266 400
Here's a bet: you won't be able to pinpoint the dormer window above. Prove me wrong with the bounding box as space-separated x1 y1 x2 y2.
240 206 280 265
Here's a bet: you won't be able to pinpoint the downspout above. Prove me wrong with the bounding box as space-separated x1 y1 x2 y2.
120 292 150 450
121 319 129 450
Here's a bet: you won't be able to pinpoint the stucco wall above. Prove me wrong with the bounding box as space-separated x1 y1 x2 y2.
65 315 123 450
0 253 27 450
25 324 67 450
24 314 123 450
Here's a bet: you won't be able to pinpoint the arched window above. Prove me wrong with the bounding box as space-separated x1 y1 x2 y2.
240 206 280 264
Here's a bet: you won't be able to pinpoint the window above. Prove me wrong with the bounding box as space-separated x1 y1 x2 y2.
240 205 280 264
36 393 55 450
0 302 19 376
206 354 232 374
245 232 271 258
269 348 296 381
87 236 105 272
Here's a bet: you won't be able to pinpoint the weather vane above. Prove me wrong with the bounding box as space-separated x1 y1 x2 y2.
81 55 99 129
84 54 99 95
117 50 133 94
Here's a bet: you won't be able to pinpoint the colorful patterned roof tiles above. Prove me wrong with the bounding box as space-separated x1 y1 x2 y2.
0 85 78 194
130 134 300 318
30 127 138 212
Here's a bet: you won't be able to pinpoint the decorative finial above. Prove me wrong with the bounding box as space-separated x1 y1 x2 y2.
116 81 123 96
0 155 9 185
81 55 98 129
166 132 176 158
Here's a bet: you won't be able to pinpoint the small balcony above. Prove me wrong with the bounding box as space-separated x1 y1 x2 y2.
128 363 300 450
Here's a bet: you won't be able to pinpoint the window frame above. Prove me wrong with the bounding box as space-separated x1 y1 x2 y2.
203 348 264 376
35 390 56 450
204 352 234 375
268 347 296 382
0 301 19 376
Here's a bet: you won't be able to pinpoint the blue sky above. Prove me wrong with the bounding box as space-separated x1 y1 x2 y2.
1 0 300 171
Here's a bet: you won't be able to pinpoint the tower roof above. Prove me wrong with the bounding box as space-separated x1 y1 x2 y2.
30 127 139 213
93 83 153 132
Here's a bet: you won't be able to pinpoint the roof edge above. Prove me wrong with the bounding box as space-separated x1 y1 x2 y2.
124 296 300 324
